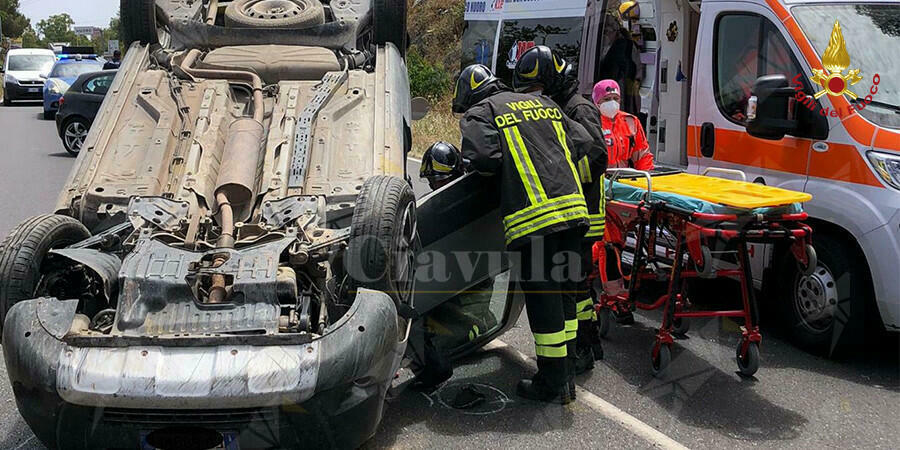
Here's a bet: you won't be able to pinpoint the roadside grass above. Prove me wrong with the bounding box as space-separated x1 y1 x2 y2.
411 93 460 158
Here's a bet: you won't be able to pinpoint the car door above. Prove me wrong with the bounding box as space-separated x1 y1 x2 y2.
688 3 820 192
414 172 524 358
80 73 115 120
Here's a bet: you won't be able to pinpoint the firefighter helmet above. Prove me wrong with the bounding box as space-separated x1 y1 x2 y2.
452 64 501 113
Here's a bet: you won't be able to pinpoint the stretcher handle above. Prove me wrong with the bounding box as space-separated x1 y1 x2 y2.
702 167 747 182
607 168 653 202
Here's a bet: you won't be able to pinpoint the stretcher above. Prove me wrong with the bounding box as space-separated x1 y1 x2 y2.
596 168 815 377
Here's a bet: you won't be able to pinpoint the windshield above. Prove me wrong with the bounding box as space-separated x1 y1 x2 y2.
793 4 900 129
7 54 56 72
50 62 103 78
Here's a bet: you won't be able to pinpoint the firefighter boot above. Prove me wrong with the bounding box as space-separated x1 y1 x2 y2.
517 358 574 404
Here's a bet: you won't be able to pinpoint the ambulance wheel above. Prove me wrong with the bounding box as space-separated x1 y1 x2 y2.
736 342 760 377
672 317 690 336
776 231 871 357
373 0 408 54
650 342 671 377
596 308 613 338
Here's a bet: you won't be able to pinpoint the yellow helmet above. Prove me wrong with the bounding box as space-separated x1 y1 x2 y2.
618 1 640 19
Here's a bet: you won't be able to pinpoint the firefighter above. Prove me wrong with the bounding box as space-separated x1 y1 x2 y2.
518 47 609 373
592 79 653 170
419 141 468 190
454 64 592 404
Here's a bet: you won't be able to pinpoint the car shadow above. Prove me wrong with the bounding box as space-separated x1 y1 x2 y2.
367 348 576 448
47 152 73 158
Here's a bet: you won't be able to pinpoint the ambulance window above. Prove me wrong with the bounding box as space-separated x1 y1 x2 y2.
461 21 500 70
714 14 807 125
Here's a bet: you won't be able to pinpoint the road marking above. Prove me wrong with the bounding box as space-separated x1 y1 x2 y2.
408 156 422 164
485 340 691 450
14 435 35 450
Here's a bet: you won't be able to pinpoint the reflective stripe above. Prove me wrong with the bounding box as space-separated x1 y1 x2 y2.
576 299 594 312
552 120 583 196
565 319 578 341
533 330 567 346
503 193 584 230
504 126 546 205
512 127 548 201
505 204 588 244
585 213 607 238
577 310 595 321
578 156 592 183
535 344 568 358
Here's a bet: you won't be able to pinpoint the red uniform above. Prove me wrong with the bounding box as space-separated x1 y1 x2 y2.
600 111 653 171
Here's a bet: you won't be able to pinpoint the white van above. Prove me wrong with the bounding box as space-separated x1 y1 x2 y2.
2 48 56 105
461 0 900 354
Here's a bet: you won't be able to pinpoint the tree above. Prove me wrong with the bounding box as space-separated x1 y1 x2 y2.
20 25 42 48
0 0 30 38
37 13 76 43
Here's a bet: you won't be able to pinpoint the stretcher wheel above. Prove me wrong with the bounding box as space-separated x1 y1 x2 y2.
798 244 817 277
651 343 671 377
595 308 613 338
672 317 690 336
736 342 760 377
697 246 715 279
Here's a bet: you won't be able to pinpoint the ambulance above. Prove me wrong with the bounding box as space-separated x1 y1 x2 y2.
462 0 899 353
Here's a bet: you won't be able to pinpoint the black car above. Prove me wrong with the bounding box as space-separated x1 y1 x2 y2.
55 70 116 155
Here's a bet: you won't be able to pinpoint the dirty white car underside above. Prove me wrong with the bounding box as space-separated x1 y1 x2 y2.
0 1 420 448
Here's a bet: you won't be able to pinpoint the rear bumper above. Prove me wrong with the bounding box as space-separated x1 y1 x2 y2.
43 92 62 113
4 81 44 100
3 290 405 449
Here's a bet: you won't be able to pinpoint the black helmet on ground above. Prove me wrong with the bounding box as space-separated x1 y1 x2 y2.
420 141 466 190
452 64 502 114
512 45 568 94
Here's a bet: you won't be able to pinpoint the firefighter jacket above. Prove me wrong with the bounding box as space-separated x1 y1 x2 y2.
460 90 592 249
555 86 609 242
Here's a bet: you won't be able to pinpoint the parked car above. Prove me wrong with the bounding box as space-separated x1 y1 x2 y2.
42 55 105 119
0 1 518 448
54 70 115 155
2 48 55 105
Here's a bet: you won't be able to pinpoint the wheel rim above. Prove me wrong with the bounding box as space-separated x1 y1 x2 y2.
793 261 838 333
393 202 417 306
242 0 308 18
64 121 87 152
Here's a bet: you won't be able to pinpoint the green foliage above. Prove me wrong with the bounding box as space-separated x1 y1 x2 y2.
37 13 76 43
20 25 40 48
0 0 30 38
407 48 452 102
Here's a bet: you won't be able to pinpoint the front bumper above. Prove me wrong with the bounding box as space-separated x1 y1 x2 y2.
4 81 44 100
3 290 404 449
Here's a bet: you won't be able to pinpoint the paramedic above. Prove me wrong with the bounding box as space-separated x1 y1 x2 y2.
592 79 653 171
454 64 591 404
513 46 608 374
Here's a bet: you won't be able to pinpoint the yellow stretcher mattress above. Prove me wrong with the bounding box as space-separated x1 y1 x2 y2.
618 173 812 209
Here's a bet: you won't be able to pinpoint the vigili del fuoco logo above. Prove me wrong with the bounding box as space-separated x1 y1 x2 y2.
791 20 882 118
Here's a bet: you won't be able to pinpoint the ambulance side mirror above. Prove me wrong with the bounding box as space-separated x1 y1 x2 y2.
745 74 798 140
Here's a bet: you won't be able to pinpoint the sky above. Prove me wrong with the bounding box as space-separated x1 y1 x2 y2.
20 0 119 29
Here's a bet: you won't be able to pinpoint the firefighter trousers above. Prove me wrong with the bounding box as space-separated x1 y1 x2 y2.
517 228 582 388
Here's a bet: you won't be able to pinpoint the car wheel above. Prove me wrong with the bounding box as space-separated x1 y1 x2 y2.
2 93 10 106
43 110 55 120
62 118 90 155
120 0 159 47
347 176 418 312
776 232 870 356
0 214 90 335
373 0 408 54
225 0 325 28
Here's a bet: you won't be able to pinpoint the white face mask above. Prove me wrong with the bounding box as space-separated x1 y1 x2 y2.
599 100 620 118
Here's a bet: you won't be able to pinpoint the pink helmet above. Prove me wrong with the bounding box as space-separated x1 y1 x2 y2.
592 80 620 105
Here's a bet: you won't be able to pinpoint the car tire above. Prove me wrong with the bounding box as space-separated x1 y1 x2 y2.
2 93 10 106
0 214 90 335
776 231 871 356
347 176 418 311
62 117 90 155
43 110 55 120
373 0 408 54
120 0 159 47
225 0 325 28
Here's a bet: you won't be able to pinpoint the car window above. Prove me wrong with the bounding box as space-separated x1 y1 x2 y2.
50 62 103 78
714 14 809 125
7 55 55 72
83 74 115 95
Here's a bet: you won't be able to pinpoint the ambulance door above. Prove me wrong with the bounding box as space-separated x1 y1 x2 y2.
688 1 819 192
654 0 698 167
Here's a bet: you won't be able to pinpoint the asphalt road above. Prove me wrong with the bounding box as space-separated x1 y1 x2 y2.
0 104 898 449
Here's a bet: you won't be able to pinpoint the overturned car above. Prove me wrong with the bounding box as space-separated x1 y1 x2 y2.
0 0 451 448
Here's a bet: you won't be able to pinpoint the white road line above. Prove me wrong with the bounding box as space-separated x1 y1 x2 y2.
407 156 422 164
14 435 35 450
484 340 691 450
